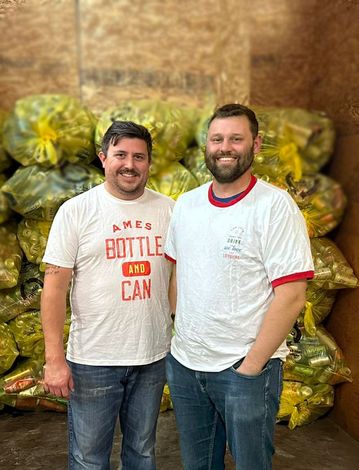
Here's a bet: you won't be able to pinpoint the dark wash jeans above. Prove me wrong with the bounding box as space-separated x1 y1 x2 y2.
166 353 283 470
67 358 166 470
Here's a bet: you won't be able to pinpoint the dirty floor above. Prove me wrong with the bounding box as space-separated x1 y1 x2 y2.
1 408 359 469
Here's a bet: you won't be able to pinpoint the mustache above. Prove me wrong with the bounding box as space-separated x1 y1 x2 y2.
118 169 140 176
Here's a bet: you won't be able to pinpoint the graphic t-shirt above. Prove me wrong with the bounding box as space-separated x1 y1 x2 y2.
43 184 175 366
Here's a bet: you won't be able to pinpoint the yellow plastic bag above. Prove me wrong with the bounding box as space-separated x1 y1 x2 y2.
95 100 198 175
17 218 52 268
285 326 352 386
0 174 12 224
0 322 19 374
0 223 23 289
285 173 347 238
309 237 358 289
2 162 104 220
182 147 213 186
147 162 198 200
297 287 337 336
0 110 12 172
3 94 97 167
0 262 43 323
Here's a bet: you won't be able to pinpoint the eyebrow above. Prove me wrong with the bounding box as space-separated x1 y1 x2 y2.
112 150 146 156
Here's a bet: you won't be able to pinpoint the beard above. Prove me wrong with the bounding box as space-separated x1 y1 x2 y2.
205 145 254 184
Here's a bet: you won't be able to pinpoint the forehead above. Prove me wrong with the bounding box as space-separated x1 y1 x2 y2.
208 116 252 136
109 137 148 154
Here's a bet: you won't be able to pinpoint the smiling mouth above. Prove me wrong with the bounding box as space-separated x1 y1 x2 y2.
216 156 237 162
119 172 139 177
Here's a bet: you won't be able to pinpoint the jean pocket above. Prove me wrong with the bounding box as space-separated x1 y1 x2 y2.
230 359 270 379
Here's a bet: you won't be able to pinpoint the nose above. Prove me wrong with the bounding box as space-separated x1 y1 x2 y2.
219 139 232 153
122 155 135 168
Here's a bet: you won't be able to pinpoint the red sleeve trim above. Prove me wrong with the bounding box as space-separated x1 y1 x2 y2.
272 271 314 288
164 253 176 264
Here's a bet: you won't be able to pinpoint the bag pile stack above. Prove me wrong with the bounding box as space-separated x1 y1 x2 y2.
0 95 357 427
0 95 103 411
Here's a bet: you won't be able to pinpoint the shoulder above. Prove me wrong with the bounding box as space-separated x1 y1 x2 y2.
253 178 297 211
144 188 175 208
57 184 102 213
175 183 210 206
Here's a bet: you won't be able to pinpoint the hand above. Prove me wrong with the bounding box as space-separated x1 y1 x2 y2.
236 359 263 377
42 360 74 399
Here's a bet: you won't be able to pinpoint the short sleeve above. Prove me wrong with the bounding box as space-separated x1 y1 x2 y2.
263 194 314 287
42 202 79 268
164 202 179 264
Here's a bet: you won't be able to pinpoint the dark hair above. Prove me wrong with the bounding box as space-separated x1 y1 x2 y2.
207 104 259 138
101 121 152 160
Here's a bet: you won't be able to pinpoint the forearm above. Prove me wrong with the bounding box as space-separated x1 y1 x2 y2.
41 289 67 363
168 265 177 314
41 265 72 365
240 280 307 375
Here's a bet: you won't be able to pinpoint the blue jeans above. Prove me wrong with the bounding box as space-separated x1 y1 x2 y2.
166 353 283 470
68 358 166 470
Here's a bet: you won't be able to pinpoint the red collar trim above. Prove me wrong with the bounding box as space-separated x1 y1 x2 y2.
208 175 257 207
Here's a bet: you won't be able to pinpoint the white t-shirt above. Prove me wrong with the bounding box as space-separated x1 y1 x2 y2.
165 175 314 372
43 184 175 366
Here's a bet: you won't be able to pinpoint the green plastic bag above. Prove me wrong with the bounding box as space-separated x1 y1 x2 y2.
3 94 97 167
0 223 23 289
2 162 104 220
0 262 43 323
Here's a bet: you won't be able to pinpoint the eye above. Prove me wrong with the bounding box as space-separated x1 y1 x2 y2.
231 136 243 142
134 154 145 161
211 137 222 143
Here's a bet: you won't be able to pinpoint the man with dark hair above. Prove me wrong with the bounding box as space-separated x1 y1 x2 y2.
165 104 314 469
41 121 174 470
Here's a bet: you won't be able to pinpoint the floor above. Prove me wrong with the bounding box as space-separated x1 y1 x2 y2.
1 408 359 469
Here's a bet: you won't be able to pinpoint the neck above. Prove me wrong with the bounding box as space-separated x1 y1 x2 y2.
212 171 252 198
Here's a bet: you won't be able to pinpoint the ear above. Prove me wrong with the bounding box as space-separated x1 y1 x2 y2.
98 151 106 168
253 134 262 155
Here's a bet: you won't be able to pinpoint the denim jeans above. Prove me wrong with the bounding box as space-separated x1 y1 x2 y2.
166 353 283 470
67 358 166 470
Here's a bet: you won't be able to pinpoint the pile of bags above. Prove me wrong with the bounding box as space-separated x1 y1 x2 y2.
0 95 357 427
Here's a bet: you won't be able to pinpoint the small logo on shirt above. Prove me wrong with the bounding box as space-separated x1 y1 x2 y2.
223 226 243 260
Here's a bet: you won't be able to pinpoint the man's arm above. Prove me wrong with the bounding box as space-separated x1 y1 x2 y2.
238 279 307 375
168 264 177 315
41 264 74 398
